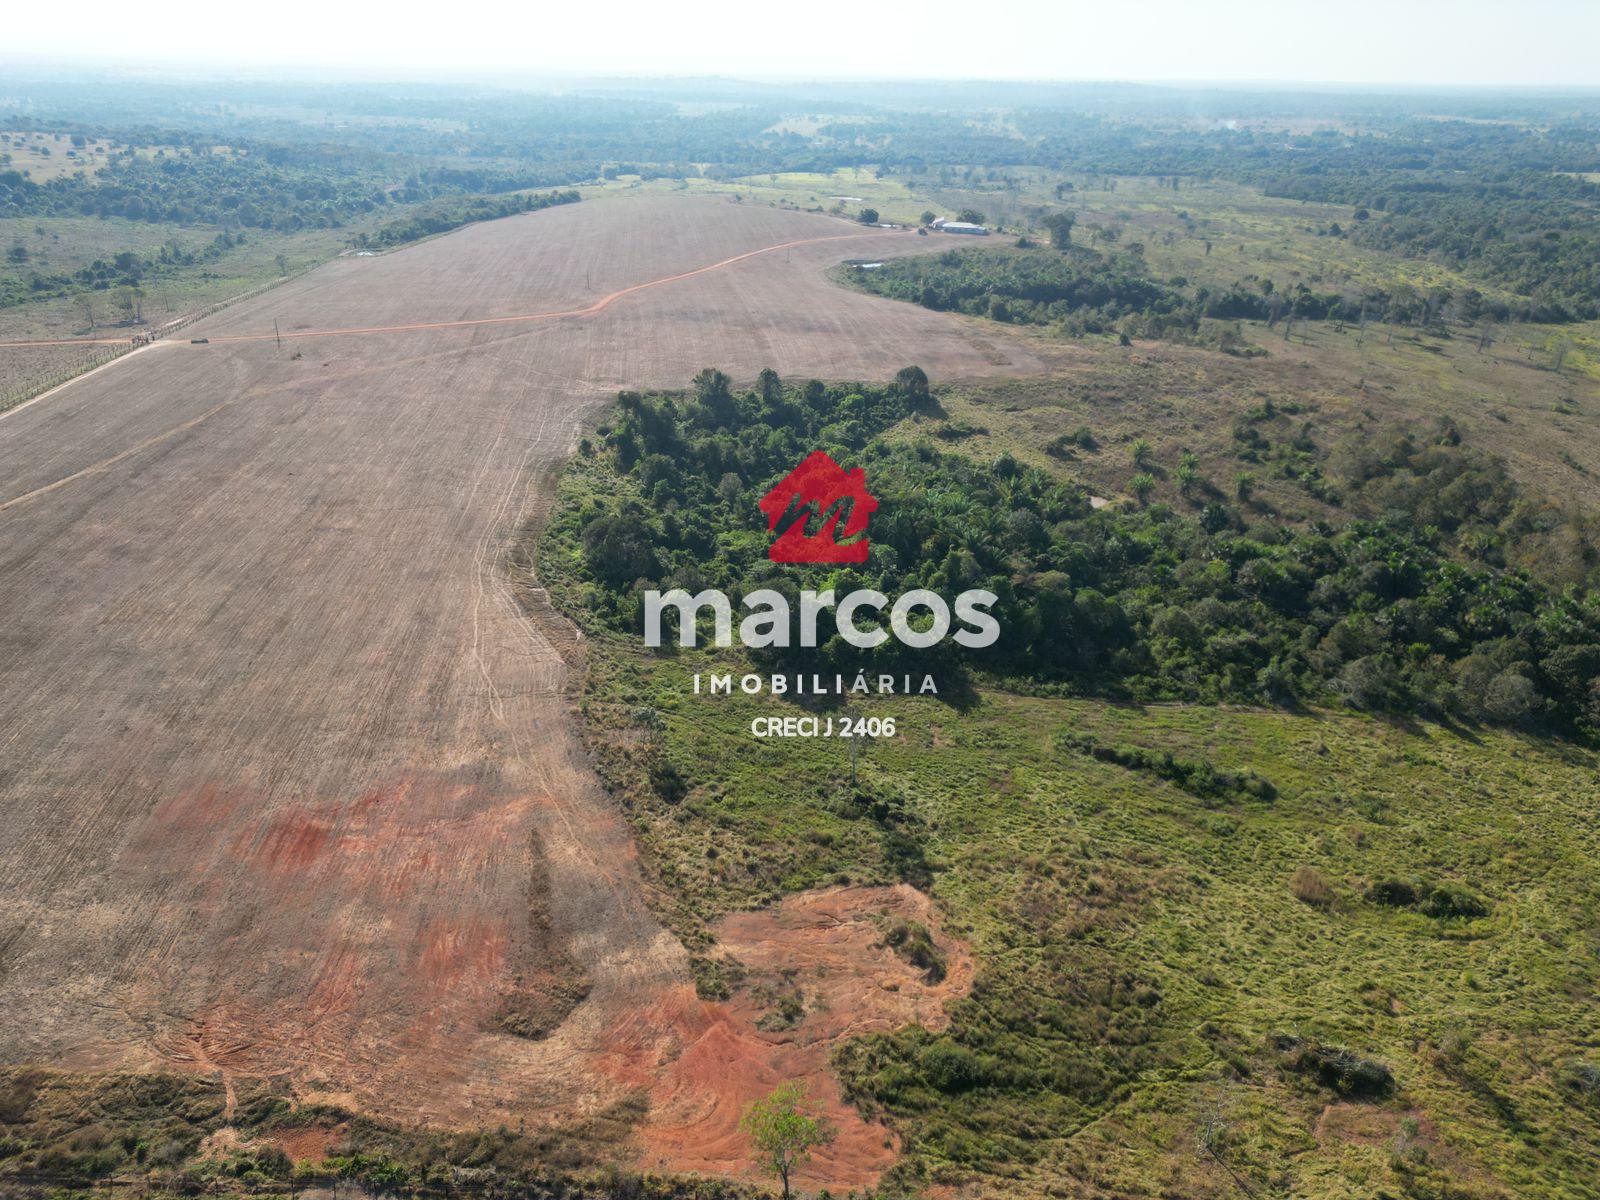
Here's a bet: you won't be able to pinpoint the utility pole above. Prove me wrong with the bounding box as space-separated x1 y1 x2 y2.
274 318 281 349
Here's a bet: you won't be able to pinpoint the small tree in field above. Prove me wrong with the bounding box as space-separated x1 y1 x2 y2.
893 364 931 408
740 1082 835 1200
1041 211 1076 249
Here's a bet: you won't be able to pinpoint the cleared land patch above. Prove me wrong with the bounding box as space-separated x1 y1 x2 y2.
0 192 1048 1189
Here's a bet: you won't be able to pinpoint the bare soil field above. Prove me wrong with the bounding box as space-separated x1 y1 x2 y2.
0 194 1042 1189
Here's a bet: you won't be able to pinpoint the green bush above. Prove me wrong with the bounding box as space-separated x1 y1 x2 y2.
323 1153 412 1193
881 918 947 983
646 754 687 804
1420 884 1490 920
919 1042 986 1094
1366 878 1419 907
1278 1036 1395 1099
1559 1060 1600 1105
1057 733 1275 805
881 830 934 890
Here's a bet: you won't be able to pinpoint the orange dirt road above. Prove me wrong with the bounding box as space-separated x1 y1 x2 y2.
0 229 884 350
0 194 1030 1188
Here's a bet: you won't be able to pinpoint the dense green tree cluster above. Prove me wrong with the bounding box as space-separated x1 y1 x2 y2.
850 246 1184 329
556 372 1600 735
848 246 1418 343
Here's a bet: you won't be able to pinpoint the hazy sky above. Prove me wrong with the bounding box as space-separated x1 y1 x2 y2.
7 0 1599 87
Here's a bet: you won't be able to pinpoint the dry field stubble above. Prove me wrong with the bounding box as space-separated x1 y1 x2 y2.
0 193 1050 1188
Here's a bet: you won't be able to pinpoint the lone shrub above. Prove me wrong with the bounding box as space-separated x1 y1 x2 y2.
646 754 687 804
1420 884 1490 919
1277 1036 1395 1099
1559 1060 1600 1105
881 917 947 983
1290 866 1335 908
919 1041 985 1093
1364 878 1490 919
1366 878 1418 907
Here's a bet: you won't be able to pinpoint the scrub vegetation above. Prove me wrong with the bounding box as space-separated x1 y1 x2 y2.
541 369 1600 1197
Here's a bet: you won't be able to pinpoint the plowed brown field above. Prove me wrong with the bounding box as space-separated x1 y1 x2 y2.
0 194 1037 1188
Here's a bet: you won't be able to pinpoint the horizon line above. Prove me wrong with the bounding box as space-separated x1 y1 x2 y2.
4 55 1600 94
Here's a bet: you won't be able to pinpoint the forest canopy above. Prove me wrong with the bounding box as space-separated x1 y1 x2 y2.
548 370 1600 738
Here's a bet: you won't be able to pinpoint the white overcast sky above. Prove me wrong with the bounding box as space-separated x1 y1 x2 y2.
6 0 1599 87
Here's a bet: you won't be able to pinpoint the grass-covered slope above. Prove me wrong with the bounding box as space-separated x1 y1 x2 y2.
539 372 1600 1199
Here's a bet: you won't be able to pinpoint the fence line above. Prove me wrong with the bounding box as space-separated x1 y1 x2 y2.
0 343 133 417
0 262 325 417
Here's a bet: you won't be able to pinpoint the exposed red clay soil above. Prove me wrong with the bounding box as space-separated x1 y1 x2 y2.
202 1122 346 1167
128 781 548 1114
628 885 973 1188
264 1123 346 1164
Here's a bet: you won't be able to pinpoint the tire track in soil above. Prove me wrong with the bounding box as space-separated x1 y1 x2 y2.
0 402 228 512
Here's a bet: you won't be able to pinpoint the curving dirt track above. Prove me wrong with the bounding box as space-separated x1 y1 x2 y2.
0 194 1031 1187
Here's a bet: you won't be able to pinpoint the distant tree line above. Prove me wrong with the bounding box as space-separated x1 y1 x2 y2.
7 79 1600 316
848 245 1481 346
357 190 581 249
0 148 586 233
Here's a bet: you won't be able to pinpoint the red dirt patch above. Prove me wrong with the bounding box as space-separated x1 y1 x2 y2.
123 778 547 1109
628 884 972 1190
1315 1102 1441 1152
247 809 334 873
264 1123 345 1164
1314 1101 1402 1147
